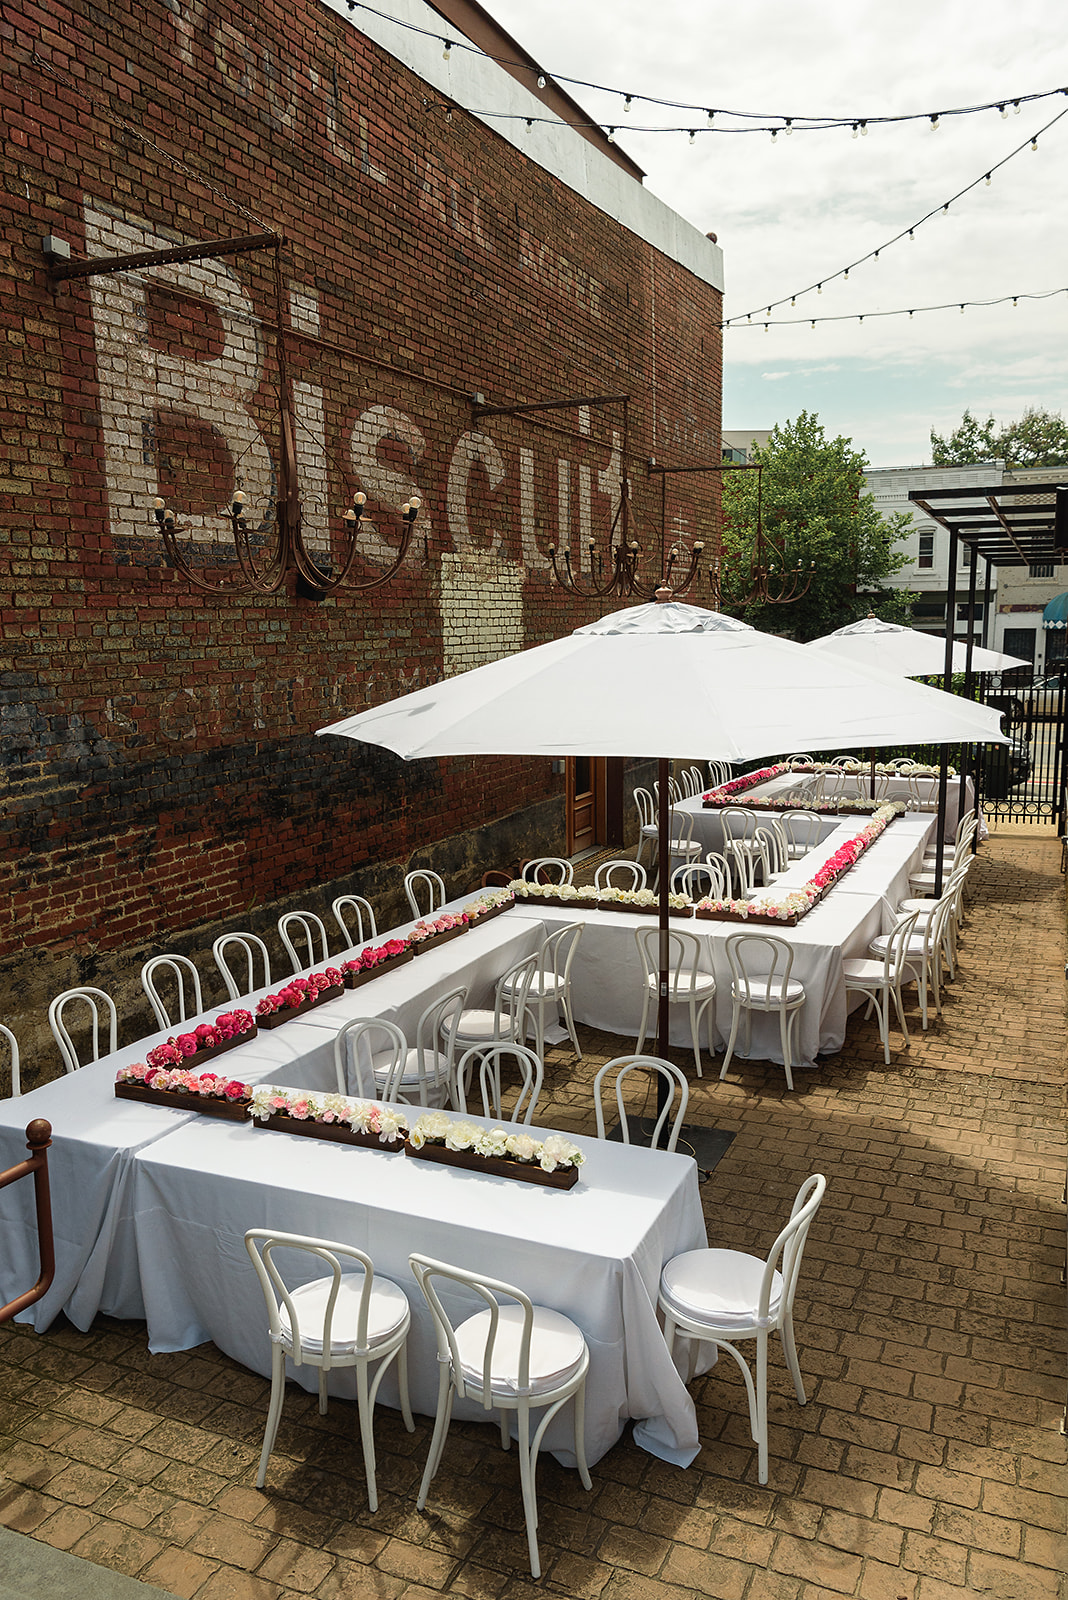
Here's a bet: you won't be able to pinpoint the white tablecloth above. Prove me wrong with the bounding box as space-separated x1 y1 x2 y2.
129 1107 708 1467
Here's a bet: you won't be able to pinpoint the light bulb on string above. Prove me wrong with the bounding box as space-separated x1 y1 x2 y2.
689 129 695 144
785 118 793 135
1013 99 1021 112
1032 137 1038 150
860 120 868 136
852 123 859 139
624 95 632 113
706 109 715 124
930 113 940 130
537 74 546 88
607 127 615 142
770 128 777 144
442 38 451 59
999 103 1007 118
985 172 991 185
817 283 822 294
960 304 965 314
843 268 849 281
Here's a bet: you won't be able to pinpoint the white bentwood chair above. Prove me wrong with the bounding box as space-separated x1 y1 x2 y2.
842 909 920 1064
501 921 583 1061
594 859 647 892
719 934 807 1092
449 952 539 1061
521 857 574 887
278 911 331 975
244 1230 413 1511
593 1056 689 1153
658 1174 827 1484
720 807 764 895
405 869 446 920
48 987 117 1074
213 932 271 1002
409 1253 592 1579
632 787 659 867
0 1024 21 1097
140 955 204 1030
454 1042 543 1124
332 894 378 949
634 926 716 1078
781 810 822 861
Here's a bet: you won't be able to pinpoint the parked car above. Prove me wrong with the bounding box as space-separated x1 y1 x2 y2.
1016 671 1066 721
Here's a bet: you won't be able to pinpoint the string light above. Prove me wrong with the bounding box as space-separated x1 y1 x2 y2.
930 113 940 130
722 285 1065 330
442 38 451 60
999 103 1008 118
336 8 1068 135
689 129 695 144
724 103 1068 326
624 95 632 112
537 74 546 89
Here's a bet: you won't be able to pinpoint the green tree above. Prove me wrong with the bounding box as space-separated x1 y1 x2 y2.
719 411 911 640
930 406 1068 468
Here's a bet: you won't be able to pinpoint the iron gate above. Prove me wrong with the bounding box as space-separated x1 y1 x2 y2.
978 662 1068 826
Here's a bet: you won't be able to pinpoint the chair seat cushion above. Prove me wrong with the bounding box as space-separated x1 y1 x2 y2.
870 934 926 960
374 1047 450 1089
645 971 716 997
499 973 564 1002
453 1009 501 1040
897 899 936 916
731 977 804 1006
842 958 888 984
278 1272 409 1355
455 1303 586 1396
660 1248 783 1328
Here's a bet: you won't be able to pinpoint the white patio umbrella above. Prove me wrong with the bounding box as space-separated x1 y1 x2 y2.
318 596 1007 1052
807 614 1028 675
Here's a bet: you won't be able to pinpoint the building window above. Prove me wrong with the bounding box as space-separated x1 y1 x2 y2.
961 543 974 569
1003 628 1036 663
1028 562 1054 578
956 603 984 622
912 601 945 620
918 532 934 569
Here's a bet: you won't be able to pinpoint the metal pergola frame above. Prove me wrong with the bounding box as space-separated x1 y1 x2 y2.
907 479 1067 841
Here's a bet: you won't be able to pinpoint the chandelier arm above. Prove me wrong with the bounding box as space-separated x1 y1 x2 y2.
156 516 255 595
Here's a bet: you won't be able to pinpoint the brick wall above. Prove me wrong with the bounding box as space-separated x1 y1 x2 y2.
0 0 723 1082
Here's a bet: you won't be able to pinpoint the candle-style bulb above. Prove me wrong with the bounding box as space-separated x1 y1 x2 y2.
408 496 421 511
354 491 366 506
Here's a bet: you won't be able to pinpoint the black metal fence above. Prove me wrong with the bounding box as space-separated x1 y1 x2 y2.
978 663 1068 828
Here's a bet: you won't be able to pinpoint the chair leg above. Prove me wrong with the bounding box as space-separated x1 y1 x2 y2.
516 1404 541 1579
755 1330 769 1486
687 999 704 1079
561 992 583 1060
572 1378 592 1491
397 1341 415 1432
255 1346 287 1488
779 1314 807 1406
719 1001 742 1080
317 1369 328 1415
417 1372 455 1509
779 1007 795 1093
355 1361 378 1513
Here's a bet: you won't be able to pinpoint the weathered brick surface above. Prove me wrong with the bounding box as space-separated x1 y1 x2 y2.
0 0 722 1074
0 827 1065 1596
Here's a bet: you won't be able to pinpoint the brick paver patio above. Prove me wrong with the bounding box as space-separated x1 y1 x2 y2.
1 829 1065 1598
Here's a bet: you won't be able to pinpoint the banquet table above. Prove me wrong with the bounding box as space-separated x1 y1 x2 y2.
0 912 544 1332
0 816 935 1335
129 1105 708 1467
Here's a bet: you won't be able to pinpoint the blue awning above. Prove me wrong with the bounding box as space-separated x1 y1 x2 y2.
1042 592 1068 631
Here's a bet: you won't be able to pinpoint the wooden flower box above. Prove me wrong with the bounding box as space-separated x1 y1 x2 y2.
404 1139 580 1190
342 948 415 990
410 924 469 956
256 985 346 1030
114 1083 251 1119
170 1030 256 1071
252 1113 404 1150
694 908 801 927
466 900 512 926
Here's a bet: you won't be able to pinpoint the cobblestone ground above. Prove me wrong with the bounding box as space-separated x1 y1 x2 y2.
1 829 1065 1599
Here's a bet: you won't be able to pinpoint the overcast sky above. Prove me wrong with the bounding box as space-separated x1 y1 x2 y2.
481 0 1068 468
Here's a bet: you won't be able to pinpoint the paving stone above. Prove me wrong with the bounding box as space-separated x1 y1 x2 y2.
0 830 1064 1600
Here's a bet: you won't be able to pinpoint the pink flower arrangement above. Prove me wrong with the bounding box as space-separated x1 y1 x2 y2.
145 1008 256 1069
702 764 790 804
341 937 410 976
116 1063 251 1102
408 912 469 944
255 970 344 1018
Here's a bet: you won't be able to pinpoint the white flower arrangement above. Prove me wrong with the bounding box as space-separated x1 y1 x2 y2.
249 1086 408 1143
407 1114 585 1172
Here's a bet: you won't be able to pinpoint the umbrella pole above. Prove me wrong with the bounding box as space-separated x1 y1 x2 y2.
656 758 671 1059
869 751 876 801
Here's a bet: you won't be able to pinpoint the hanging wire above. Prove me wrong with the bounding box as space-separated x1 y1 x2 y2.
725 104 1068 325
343 3 1067 134
728 286 1066 332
